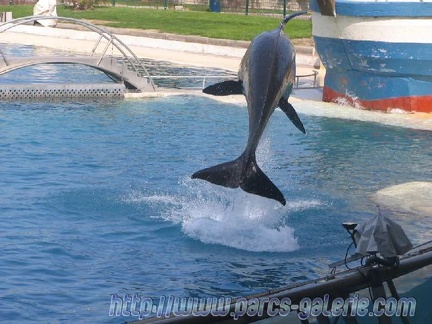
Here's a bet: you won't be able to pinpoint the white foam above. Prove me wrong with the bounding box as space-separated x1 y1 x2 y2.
126 178 322 253
124 137 323 252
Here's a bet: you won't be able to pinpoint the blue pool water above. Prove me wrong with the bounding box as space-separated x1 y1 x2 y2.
2 96 432 323
1 44 432 323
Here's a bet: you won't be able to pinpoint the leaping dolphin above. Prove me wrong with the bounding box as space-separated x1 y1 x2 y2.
192 12 307 206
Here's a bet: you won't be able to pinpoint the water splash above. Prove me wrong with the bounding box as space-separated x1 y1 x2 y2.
125 136 323 252
127 178 322 253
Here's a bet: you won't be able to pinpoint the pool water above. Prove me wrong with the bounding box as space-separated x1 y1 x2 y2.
1 95 432 322
1 44 432 323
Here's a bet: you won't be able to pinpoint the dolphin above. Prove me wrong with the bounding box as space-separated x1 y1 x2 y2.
192 12 307 206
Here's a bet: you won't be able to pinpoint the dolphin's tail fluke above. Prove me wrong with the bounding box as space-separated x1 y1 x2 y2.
191 159 243 189
191 155 286 205
241 159 286 205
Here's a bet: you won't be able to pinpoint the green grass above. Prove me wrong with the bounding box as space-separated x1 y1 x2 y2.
0 5 312 41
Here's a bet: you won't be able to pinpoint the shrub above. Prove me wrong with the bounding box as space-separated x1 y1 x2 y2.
70 0 98 10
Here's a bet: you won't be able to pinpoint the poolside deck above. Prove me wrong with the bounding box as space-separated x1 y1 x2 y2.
0 22 320 75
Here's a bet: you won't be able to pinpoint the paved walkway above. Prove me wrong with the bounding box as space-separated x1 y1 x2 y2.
0 22 319 73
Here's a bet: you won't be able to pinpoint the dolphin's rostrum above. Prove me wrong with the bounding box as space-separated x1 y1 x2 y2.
192 12 307 206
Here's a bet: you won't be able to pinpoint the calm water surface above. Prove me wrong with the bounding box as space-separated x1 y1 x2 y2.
1 44 432 323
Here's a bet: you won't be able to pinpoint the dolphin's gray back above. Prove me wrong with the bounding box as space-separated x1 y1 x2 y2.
240 28 295 102
239 28 296 149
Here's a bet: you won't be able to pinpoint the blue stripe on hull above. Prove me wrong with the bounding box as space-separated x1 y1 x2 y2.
314 37 352 72
345 40 432 77
314 36 432 100
324 70 432 101
310 0 432 17
314 36 432 77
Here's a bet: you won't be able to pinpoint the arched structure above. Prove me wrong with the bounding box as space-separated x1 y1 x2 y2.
0 16 156 91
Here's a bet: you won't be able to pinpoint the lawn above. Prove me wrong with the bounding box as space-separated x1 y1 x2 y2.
0 5 312 41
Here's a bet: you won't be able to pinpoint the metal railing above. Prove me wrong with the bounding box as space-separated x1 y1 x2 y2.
111 0 309 17
151 72 320 90
0 16 157 91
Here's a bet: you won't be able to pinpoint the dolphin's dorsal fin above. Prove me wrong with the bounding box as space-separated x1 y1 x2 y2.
280 11 307 30
203 80 243 96
278 98 306 134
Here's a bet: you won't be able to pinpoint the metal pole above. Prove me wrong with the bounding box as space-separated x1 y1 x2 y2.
164 0 168 10
245 0 249 15
283 0 287 17
112 0 115 6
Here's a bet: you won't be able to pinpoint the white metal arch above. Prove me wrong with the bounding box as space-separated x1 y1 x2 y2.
0 16 156 91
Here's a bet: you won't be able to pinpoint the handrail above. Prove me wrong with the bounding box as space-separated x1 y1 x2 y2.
0 47 9 66
151 74 321 90
295 70 318 88
0 16 156 90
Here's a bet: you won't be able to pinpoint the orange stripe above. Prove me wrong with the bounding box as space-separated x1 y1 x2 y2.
323 87 432 113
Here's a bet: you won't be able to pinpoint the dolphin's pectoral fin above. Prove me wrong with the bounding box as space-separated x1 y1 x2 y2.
241 161 286 206
203 80 243 96
278 98 306 134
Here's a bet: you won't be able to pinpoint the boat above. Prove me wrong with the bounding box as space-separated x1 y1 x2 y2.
310 0 432 113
